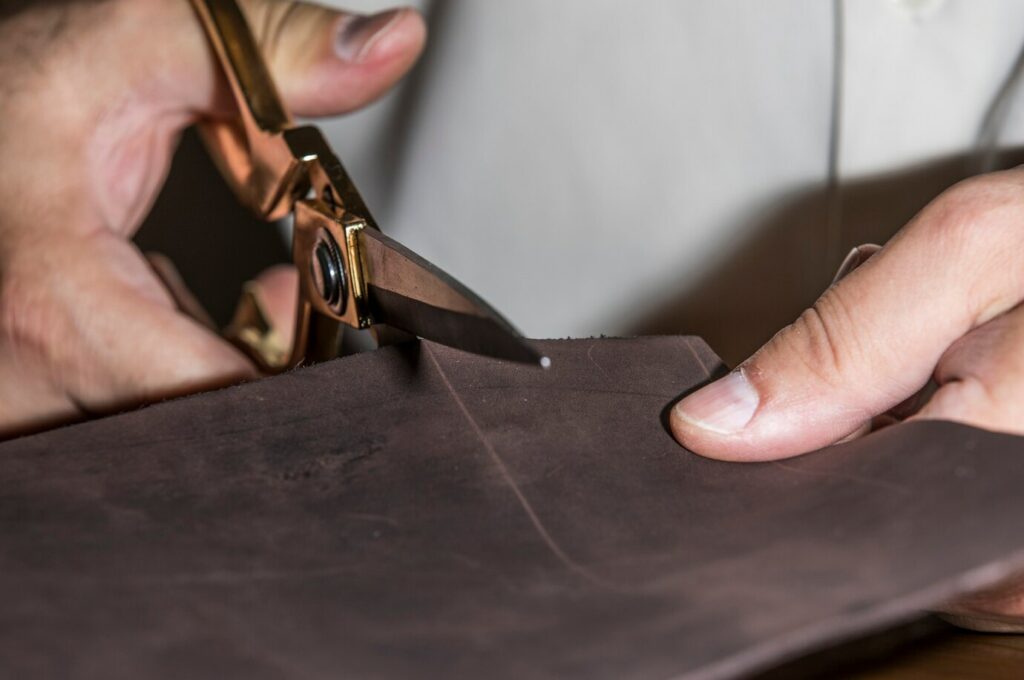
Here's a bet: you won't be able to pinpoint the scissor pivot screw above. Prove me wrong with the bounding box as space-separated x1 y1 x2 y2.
311 233 346 312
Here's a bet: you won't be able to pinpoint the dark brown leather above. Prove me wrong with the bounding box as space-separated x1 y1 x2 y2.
3 337 1024 679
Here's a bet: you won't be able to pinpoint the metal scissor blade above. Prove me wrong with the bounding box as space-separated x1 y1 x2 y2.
360 229 547 366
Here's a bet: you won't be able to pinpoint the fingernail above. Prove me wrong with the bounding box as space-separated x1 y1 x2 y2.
673 370 759 435
335 9 403 63
831 243 881 285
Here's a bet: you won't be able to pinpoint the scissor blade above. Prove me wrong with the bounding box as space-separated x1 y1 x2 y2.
360 229 547 366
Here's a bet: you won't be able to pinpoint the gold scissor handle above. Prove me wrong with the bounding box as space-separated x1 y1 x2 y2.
189 0 308 220
190 0 388 372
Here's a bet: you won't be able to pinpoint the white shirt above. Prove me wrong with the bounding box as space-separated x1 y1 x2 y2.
319 0 1024 363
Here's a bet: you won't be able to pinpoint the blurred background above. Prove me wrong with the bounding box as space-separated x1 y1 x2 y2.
137 0 1024 366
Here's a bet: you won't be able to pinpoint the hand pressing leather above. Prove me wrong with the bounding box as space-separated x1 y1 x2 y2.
0 0 425 436
670 167 1024 629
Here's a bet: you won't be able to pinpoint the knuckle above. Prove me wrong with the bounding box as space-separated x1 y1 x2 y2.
768 289 866 390
0 250 82 381
912 172 1024 323
938 308 1024 386
935 321 994 384
925 376 998 421
924 173 1021 255
0 268 53 363
926 310 1024 435
925 181 986 246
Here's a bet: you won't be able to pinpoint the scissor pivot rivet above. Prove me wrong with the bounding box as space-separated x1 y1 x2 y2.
311 233 346 311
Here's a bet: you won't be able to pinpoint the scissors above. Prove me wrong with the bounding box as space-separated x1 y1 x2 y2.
188 0 546 371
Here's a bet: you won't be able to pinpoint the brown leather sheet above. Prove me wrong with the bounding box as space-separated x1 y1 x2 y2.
3 337 1024 679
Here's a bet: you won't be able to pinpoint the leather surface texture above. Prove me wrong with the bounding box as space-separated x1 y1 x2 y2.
3 337 1024 679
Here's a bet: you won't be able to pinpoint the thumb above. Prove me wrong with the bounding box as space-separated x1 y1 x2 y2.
162 1 426 117
238 0 427 116
669 173 1024 461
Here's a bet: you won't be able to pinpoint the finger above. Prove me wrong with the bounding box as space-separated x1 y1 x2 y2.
41 1 423 236
223 265 299 371
0 231 256 422
249 264 299 350
670 169 1024 461
939 570 1024 632
164 0 426 117
240 1 426 116
913 302 1024 435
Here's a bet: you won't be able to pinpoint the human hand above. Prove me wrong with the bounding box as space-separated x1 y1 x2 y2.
669 167 1024 627
0 0 425 435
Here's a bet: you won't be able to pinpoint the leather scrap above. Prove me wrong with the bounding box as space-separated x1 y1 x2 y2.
2 337 1024 679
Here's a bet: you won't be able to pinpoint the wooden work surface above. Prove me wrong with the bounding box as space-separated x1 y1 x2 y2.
854 630 1024 678
757 616 1024 677
4 338 1024 679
